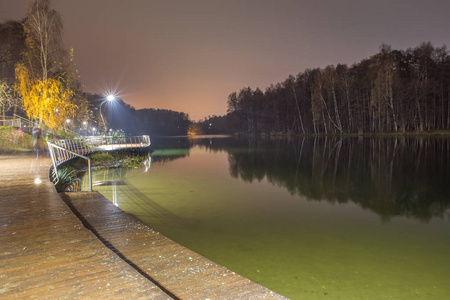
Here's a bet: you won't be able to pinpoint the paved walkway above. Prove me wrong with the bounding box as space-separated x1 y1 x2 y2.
0 153 286 299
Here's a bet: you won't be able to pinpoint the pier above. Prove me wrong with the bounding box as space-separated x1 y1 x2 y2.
0 153 286 299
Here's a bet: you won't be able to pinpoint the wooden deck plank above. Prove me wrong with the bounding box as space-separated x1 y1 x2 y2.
0 154 170 299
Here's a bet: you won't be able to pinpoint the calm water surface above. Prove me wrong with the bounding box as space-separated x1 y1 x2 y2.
87 136 450 299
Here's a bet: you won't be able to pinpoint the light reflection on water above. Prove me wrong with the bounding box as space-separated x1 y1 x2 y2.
85 136 450 299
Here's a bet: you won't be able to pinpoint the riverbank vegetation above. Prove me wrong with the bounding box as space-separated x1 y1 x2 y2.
0 126 34 152
83 151 149 169
0 123 79 153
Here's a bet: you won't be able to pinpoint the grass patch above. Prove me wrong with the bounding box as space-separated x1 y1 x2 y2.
88 151 149 168
69 150 149 172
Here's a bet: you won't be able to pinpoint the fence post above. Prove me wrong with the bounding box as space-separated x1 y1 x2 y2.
88 158 92 192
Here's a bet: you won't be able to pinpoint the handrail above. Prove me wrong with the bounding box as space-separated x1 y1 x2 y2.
0 114 80 136
0 117 20 127
0 115 34 128
47 135 151 192
14 114 35 126
48 142 93 191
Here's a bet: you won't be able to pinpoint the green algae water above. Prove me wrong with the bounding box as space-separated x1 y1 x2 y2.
88 136 450 299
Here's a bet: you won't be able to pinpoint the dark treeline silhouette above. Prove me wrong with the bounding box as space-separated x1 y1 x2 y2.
0 20 25 83
223 43 450 135
196 115 235 135
186 136 450 221
97 97 190 136
133 108 190 136
0 20 26 117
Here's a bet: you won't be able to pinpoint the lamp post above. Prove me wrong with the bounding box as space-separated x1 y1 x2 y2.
100 95 115 133
82 121 88 136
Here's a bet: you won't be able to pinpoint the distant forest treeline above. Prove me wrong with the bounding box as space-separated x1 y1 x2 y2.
203 43 450 135
101 97 190 136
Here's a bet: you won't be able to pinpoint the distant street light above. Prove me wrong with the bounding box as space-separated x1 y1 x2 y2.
100 95 115 133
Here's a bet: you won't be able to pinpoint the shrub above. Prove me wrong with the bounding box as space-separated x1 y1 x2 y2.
0 126 34 152
54 167 78 192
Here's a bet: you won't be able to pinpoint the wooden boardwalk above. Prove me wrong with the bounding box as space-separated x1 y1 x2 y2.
0 153 287 299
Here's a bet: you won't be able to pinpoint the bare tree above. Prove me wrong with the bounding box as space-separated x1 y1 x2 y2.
0 80 22 118
371 45 398 132
323 65 343 132
285 75 305 134
24 0 64 81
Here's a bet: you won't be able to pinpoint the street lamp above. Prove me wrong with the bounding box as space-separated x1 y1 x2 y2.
81 121 88 135
100 95 115 133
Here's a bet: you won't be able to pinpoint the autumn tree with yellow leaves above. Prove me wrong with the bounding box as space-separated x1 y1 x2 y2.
15 0 78 129
15 63 76 128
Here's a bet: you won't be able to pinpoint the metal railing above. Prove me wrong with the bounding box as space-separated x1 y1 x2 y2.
0 114 35 128
47 135 151 192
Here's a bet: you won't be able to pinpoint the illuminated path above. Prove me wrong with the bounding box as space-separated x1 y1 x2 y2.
93 143 148 151
0 154 286 299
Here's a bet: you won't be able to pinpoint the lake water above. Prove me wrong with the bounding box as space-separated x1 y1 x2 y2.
87 136 450 299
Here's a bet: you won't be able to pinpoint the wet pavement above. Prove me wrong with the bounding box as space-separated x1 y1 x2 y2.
0 152 286 299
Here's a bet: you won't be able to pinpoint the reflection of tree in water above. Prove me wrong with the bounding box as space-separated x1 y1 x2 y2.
150 137 191 150
225 137 450 222
151 154 188 164
149 137 191 163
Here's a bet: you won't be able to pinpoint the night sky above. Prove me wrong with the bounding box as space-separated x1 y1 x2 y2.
1 0 449 120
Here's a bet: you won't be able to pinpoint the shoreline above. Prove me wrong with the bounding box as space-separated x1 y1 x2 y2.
232 129 450 138
0 153 286 299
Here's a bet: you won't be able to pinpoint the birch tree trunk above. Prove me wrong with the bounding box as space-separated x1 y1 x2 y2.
25 0 64 81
